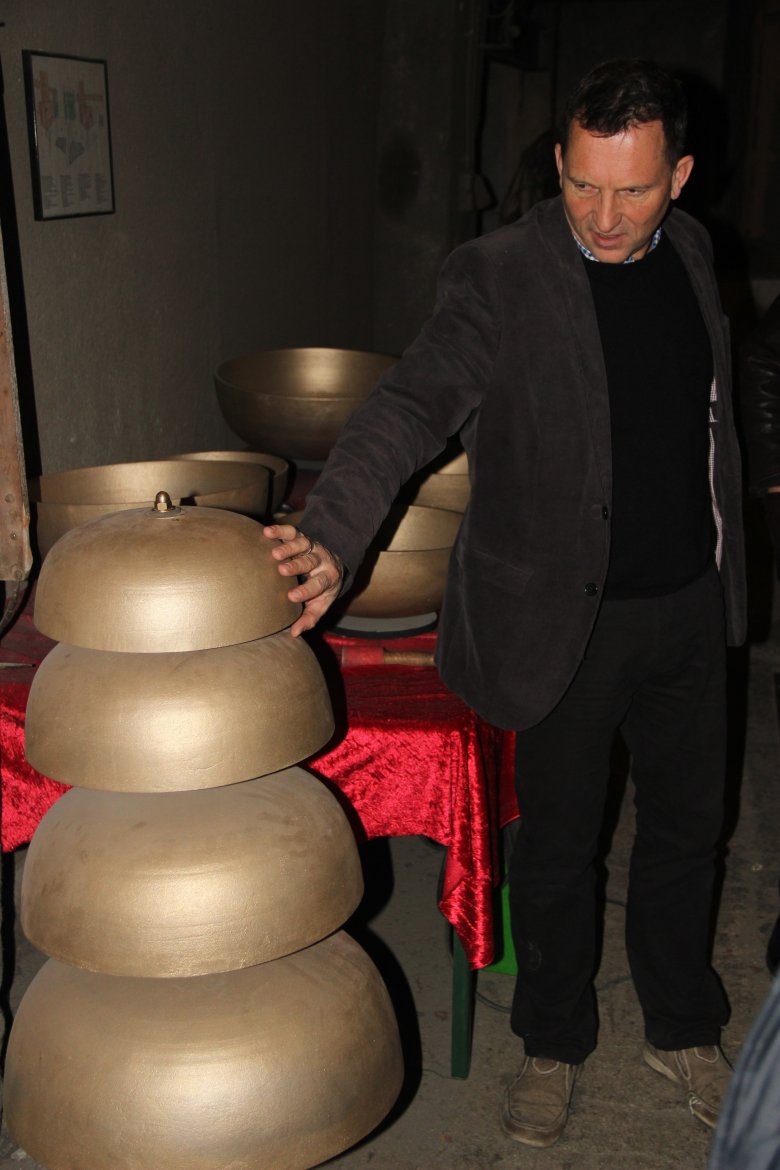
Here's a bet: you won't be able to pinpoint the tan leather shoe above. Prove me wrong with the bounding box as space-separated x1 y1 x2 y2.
500 1055 580 1147
643 1042 732 1128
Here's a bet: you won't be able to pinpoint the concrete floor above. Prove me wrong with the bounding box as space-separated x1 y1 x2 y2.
1 583 779 1170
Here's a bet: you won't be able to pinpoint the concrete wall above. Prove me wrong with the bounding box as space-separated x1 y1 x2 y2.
0 1 385 473
371 0 483 356
479 0 732 234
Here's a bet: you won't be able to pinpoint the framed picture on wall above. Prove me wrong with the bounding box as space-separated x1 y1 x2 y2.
22 50 115 221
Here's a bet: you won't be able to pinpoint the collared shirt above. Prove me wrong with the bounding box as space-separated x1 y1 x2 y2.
574 226 663 264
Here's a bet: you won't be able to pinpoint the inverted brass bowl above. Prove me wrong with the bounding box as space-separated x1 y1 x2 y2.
21 768 361 976
34 504 300 652
5 936 403 1170
25 633 332 790
171 449 290 511
215 347 396 461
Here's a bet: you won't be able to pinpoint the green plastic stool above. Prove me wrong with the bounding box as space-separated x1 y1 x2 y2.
485 876 517 975
451 877 517 1077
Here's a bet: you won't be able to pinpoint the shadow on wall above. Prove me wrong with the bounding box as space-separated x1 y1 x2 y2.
675 70 759 354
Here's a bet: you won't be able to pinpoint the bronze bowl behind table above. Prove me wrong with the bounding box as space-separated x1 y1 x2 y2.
214 347 397 463
286 503 462 620
405 448 470 513
30 458 271 557
409 471 470 512
170 449 290 512
346 504 462 618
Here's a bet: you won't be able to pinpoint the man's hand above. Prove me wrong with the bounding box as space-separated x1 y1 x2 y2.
263 524 344 637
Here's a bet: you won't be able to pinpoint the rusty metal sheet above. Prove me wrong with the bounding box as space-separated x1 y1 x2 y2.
0 219 32 593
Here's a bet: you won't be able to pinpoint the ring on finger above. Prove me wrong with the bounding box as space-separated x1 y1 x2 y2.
298 531 315 556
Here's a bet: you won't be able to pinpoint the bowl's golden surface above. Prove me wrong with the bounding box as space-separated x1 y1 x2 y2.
345 505 461 616
287 504 460 618
402 448 470 512
436 450 469 474
4 935 403 1170
370 503 462 552
171 449 290 511
409 473 470 512
26 632 332 789
21 768 361 976
34 500 148 559
34 504 299 652
215 347 396 460
346 547 454 617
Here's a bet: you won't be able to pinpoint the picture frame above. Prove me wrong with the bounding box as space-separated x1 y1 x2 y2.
22 50 115 221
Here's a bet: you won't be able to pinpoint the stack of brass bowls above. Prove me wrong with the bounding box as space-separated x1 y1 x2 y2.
30 458 272 559
4 497 403 1170
408 449 470 513
286 502 462 623
345 504 462 619
214 347 397 463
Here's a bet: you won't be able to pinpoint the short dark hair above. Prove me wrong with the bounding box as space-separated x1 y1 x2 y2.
559 58 688 165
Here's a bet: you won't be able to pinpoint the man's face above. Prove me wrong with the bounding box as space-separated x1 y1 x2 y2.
554 119 693 263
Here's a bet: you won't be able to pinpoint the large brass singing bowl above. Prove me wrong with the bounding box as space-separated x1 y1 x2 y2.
34 503 300 652
4 935 403 1170
171 449 290 511
25 633 332 790
347 505 462 618
215 347 396 461
21 768 362 976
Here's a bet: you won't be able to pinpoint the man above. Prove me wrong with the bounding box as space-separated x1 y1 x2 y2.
265 58 746 1147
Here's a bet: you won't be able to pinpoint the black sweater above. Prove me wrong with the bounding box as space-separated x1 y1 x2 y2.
584 233 715 597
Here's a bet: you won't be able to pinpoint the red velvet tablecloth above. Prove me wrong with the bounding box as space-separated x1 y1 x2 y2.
0 600 517 969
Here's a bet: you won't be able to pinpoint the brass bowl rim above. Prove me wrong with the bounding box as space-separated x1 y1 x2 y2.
215 380 379 404
217 344 397 365
172 449 289 472
216 347 397 400
30 459 268 505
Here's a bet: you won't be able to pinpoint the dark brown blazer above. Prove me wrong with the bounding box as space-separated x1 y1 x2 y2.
301 196 746 730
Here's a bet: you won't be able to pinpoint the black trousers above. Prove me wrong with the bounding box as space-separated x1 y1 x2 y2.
508 565 730 1065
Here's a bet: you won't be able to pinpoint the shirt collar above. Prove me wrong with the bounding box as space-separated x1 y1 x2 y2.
574 226 663 264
